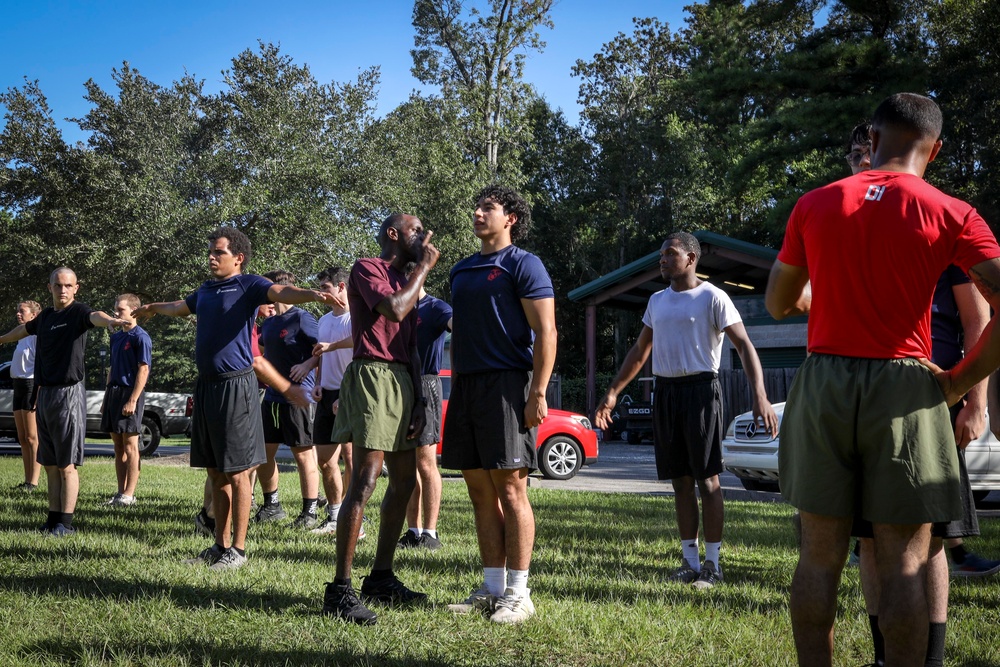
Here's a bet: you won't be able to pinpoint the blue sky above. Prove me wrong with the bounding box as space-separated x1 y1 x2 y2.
1 1 690 144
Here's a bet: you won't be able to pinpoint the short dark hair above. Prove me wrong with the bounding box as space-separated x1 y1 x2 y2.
849 122 872 150
208 226 252 271
871 93 942 141
475 185 532 242
378 213 408 247
115 293 141 310
263 270 296 286
665 232 701 263
317 266 350 286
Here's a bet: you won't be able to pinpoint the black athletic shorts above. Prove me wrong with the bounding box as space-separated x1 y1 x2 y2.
191 367 266 473
36 383 86 468
100 385 145 434
418 375 443 446
852 404 979 539
262 399 314 447
440 369 537 471
313 388 340 444
652 373 724 481
12 378 38 412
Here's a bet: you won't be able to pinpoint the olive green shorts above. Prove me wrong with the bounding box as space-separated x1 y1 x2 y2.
331 359 418 453
779 354 961 525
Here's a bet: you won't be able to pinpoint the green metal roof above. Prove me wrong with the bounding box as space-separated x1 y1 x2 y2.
568 231 778 310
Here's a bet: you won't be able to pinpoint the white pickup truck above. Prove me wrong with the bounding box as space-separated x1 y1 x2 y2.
0 361 191 456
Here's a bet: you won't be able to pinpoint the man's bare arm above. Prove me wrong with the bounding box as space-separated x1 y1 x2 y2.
724 322 778 437
765 261 811 320
124 364 150 416
521 297 557 429
953 282 990 447
374 232 440 322
268 283 336 308
134 301 191 319
594 326 654 430
0 323 28 345
252 355 310 409
90 311 129 329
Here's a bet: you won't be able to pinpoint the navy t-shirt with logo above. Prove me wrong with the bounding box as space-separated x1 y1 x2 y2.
450 245 554 373
109 326 152 387
930 264 970 371
24 301 95 386
260 307 319 403
184 273 273 376
417 295 452 376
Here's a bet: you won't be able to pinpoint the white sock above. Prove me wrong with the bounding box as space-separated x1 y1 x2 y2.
422 528 438 539
328 503 341 519
705 541 722 566
506 569 529 594
408 527 421 537
682 540 700 570
484 567 506 597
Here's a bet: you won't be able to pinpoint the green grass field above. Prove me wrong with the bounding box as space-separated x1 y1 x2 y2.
2 458 1000 666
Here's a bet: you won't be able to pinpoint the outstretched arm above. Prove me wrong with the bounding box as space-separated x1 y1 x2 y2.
134 301 191 319
725 322 778 437
0 323 28 345
268 283 337 308
594 326 654 431
90 310 130 329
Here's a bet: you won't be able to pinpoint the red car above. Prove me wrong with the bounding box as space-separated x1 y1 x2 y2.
435 369 599 479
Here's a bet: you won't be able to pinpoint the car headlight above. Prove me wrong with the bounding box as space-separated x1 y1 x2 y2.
570 415 592 430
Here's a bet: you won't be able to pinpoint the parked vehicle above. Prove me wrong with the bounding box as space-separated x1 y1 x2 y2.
722 402 1000 502
436 369 599 480
0 361 192 456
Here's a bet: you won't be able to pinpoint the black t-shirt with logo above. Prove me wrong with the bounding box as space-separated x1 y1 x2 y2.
24 301 95 386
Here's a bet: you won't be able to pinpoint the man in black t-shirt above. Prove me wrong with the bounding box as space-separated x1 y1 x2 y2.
0 268 127 536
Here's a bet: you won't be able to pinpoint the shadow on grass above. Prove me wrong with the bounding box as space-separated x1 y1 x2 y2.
21 638 456 667
0 571 311 613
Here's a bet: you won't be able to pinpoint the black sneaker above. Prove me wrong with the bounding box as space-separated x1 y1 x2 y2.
195 510 216 538
253 503 287 523
360 573 427 605
317 494 329 510
322 582 377 625
417 533 442 551
397 531 421 548
14 482 38 493
692 560 724 590
291 513 319 529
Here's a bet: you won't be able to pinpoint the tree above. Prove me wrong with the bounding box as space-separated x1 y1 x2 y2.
411 0 554 181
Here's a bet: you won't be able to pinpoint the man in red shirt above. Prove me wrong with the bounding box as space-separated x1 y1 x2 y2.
766 93 1000 666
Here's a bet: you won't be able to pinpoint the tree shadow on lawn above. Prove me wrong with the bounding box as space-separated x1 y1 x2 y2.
20 638 457 667
0 571 310 613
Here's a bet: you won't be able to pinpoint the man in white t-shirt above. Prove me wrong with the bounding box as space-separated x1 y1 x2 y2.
595 232 777 588
309 266 357 536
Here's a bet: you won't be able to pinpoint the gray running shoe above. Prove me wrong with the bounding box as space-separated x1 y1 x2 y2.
106 493 122 505
322 582 377 625
210 547 248 571
490 588 535 624
667 562 700 584
446 587 495 615
291 513 319 529
310 516 338 535
183 544 224 566
46 523 76 538
692 560 724 590
253 503 287 523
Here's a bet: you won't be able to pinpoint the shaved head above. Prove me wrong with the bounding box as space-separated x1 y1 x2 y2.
49 267 77 285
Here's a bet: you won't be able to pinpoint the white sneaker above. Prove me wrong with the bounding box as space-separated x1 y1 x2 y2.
447 586 496 615
490 588 535 624
310 516 338 535
113 494 137 507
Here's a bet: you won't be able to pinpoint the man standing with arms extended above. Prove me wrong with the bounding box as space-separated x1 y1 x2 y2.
398 282 451 551
137 227 334 570
321 213 438 625
0 268 128 536
595 232 777 589
102 293 152 507
441 185 557 624
766 93 1000 666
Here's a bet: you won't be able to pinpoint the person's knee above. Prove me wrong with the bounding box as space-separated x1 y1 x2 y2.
697 475 721 495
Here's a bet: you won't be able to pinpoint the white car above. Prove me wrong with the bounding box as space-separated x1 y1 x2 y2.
722 402 1000 503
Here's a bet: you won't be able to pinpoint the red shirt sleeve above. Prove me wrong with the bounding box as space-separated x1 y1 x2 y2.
953 209 1000 275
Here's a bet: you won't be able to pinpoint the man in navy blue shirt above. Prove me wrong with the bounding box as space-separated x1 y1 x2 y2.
254 269 322 529
441 186 557 624
101 293 152 507
398 285 452 551
137 227 335 570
